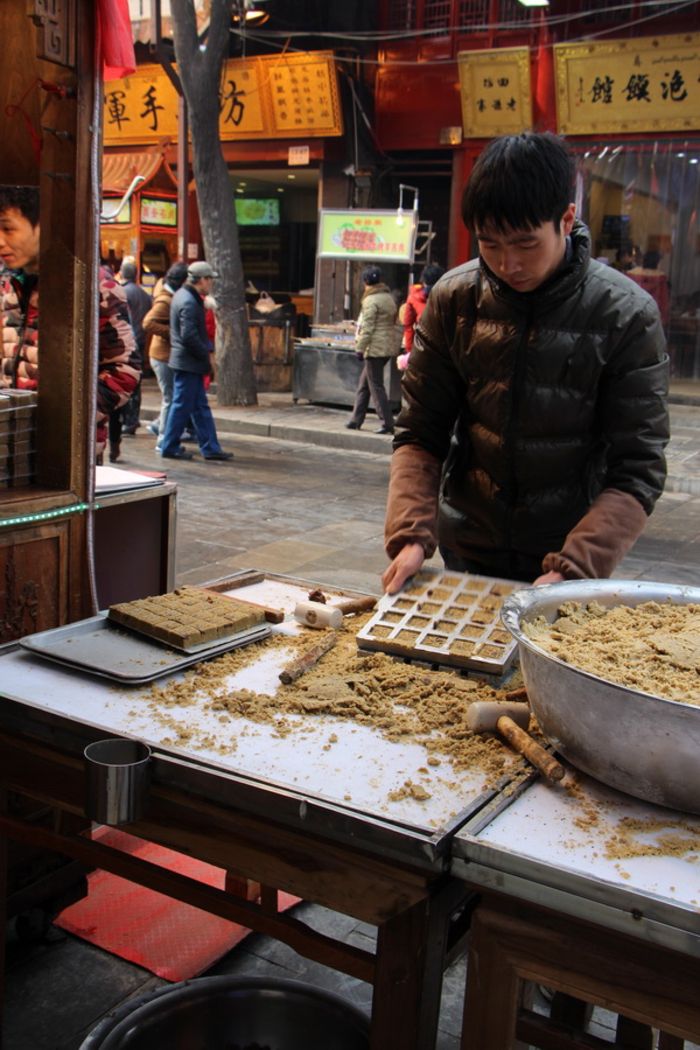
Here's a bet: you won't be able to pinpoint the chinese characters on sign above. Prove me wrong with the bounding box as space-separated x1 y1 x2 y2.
104 52 342 145
140 197 177 228
458 48 532 138
268 56 337 132
318 211 418 262
555 33 700 134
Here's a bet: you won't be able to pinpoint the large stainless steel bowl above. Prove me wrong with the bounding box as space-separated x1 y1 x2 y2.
501 579 700 814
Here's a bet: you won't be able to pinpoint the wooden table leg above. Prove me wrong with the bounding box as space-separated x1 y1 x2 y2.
224 870 261 901
0 789 7 1050
461 905 520 1049
372 878 467 1050
461 895 700 1050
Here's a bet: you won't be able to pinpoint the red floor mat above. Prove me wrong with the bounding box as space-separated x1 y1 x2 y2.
54 828 299 981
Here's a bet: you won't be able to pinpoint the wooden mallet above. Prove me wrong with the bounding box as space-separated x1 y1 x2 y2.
466 700 565 783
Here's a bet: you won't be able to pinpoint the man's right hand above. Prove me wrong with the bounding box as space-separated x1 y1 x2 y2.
382 543 425 594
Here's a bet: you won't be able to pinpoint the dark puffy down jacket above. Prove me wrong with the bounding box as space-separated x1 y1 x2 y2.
395 221 669 579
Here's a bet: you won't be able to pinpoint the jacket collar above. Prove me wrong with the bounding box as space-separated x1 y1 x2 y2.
480 219 591 310
183 281 204 301
362 282 390 298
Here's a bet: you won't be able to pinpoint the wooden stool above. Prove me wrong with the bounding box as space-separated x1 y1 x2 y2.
461 894 700 1048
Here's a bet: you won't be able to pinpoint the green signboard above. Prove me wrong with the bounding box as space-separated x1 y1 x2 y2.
318 209 418 262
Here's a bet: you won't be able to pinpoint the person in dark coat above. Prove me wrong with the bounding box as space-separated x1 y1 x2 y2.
114 258 151 438
158 261 233 461
383 132 669 593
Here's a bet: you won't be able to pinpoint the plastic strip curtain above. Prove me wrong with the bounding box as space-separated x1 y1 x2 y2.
574 140 700 380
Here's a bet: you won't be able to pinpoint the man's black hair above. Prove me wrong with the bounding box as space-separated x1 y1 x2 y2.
165 261 188 290
362 265 382 285
0 185 40 227
461 132 574 234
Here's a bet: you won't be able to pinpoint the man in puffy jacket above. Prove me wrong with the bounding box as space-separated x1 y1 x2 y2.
158 261 232 461
383 132 669 592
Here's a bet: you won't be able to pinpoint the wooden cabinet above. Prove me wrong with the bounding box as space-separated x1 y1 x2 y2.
0 0 100 918
0 0 99 641
249 320 294 392
0 522 69 642
94 484 176 608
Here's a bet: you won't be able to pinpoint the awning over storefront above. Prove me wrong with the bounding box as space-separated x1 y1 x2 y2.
102 148 177 194
101 147 179 278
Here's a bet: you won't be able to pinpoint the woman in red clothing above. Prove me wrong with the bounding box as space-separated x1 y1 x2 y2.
397 263 444 371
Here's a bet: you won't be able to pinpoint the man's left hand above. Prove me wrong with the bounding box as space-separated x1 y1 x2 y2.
533 570 565 586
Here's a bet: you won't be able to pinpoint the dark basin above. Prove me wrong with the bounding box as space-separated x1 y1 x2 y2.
79 975 370 1050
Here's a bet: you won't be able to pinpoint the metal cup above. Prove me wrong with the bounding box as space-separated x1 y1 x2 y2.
84 738 151 826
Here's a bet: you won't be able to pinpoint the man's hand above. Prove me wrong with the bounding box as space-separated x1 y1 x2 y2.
382 543 425 594
533 570 565 586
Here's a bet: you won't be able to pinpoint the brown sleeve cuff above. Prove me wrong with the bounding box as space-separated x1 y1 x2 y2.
542 488 649 580
385 443 442 559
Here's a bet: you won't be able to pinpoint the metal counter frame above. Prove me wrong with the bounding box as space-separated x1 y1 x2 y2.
0 634 492 1050
452 773 700 1047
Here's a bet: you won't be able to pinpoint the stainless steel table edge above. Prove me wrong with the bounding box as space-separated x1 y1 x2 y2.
0 644 510 872
451 842 700 958
205 567 379 600
153 751 499 872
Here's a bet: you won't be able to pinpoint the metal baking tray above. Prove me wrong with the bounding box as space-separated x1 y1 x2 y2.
19 613 271 684
356 567 520 674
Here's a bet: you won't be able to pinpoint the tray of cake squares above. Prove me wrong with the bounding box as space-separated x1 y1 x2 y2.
355 567 521 675
18 586 273 684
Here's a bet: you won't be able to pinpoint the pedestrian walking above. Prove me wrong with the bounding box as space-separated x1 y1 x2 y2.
396 262 444 371
345 265 400 435
142 260 188 450
117 258 151 436
158 261 233 461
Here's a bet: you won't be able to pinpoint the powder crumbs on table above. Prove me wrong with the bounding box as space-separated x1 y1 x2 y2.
143 615 524 789
388 779 432 802
603 816 700 861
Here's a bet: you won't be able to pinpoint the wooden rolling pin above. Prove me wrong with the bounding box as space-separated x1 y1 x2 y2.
293 601 342 629
466 700 564 783
336 595 378 616
279 633 337 684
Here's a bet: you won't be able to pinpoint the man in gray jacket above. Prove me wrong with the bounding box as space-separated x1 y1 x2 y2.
158 261 232 461
383 132 669 592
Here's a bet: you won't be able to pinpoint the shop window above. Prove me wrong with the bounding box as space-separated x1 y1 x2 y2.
574 141 700 383
458 0 490 27
386 0 416 30
499 0 533 26
424 0 452 30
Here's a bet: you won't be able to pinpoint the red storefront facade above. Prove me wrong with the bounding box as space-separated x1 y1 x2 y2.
372 0 700 382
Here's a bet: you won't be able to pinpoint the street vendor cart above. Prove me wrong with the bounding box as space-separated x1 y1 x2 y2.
293 324 401 410
0 571 526 1050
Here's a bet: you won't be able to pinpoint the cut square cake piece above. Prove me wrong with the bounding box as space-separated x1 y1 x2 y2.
108 586 266 650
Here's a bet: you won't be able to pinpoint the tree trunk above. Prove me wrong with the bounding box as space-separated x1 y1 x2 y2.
170 0 257 405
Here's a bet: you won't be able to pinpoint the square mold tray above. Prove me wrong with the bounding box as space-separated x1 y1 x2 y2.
356 568 521 674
